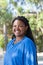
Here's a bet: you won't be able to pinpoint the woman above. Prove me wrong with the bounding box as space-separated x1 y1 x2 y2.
4 16 38 65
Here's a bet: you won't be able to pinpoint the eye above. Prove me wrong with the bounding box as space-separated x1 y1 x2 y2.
13 25 16 27
19 25 25 27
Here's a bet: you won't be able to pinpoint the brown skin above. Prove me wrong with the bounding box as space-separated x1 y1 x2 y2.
12 20 28 43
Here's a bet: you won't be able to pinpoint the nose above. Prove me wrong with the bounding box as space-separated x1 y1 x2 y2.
16 26 19 30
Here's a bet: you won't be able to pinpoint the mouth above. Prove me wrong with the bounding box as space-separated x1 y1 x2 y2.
14 30 20 33
14 30 21 36
16 31 20 33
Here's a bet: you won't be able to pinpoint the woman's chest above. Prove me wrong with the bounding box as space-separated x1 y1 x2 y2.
8 43 24 59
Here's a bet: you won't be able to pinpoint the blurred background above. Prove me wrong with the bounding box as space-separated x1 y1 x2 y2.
0 0 43 65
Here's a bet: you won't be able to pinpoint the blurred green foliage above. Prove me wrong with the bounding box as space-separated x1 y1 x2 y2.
0 34 11 50
0 35 5 48
0 0 43 52
0 12 43 52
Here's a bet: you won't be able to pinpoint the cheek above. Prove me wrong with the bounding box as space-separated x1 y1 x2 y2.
21 28 26 32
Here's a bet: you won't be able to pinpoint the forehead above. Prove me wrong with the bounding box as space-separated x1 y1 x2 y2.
13 20 25 25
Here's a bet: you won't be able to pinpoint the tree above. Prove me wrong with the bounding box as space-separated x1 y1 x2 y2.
0 0 12 50
0 0 8 8
0 0 43 52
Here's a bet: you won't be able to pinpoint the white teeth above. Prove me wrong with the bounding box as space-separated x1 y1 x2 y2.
16 31 19 32
16 31 18 32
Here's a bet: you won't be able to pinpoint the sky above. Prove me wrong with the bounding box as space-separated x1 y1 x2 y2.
7 0 43 16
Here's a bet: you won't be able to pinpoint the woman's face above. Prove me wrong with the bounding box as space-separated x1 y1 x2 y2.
12 20 28 37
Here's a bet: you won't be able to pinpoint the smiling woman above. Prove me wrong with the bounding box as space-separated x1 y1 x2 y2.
12 19 28 42
4 16 38 65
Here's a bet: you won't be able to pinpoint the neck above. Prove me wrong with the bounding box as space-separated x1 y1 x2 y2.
14 36 25 43
16 36 24 41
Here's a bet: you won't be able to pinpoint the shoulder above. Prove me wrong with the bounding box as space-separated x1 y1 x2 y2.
23 36 36 54
6 39 14 50
23 36 34 44
23 36 36 48
7 39 13 46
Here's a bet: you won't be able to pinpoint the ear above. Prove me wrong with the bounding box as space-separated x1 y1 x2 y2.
25 26 28 31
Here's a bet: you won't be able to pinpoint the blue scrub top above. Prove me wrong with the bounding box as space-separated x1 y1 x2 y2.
4 36 38 65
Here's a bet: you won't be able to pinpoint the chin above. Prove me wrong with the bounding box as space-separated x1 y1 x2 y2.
15 35 23 37
15 34 20 36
